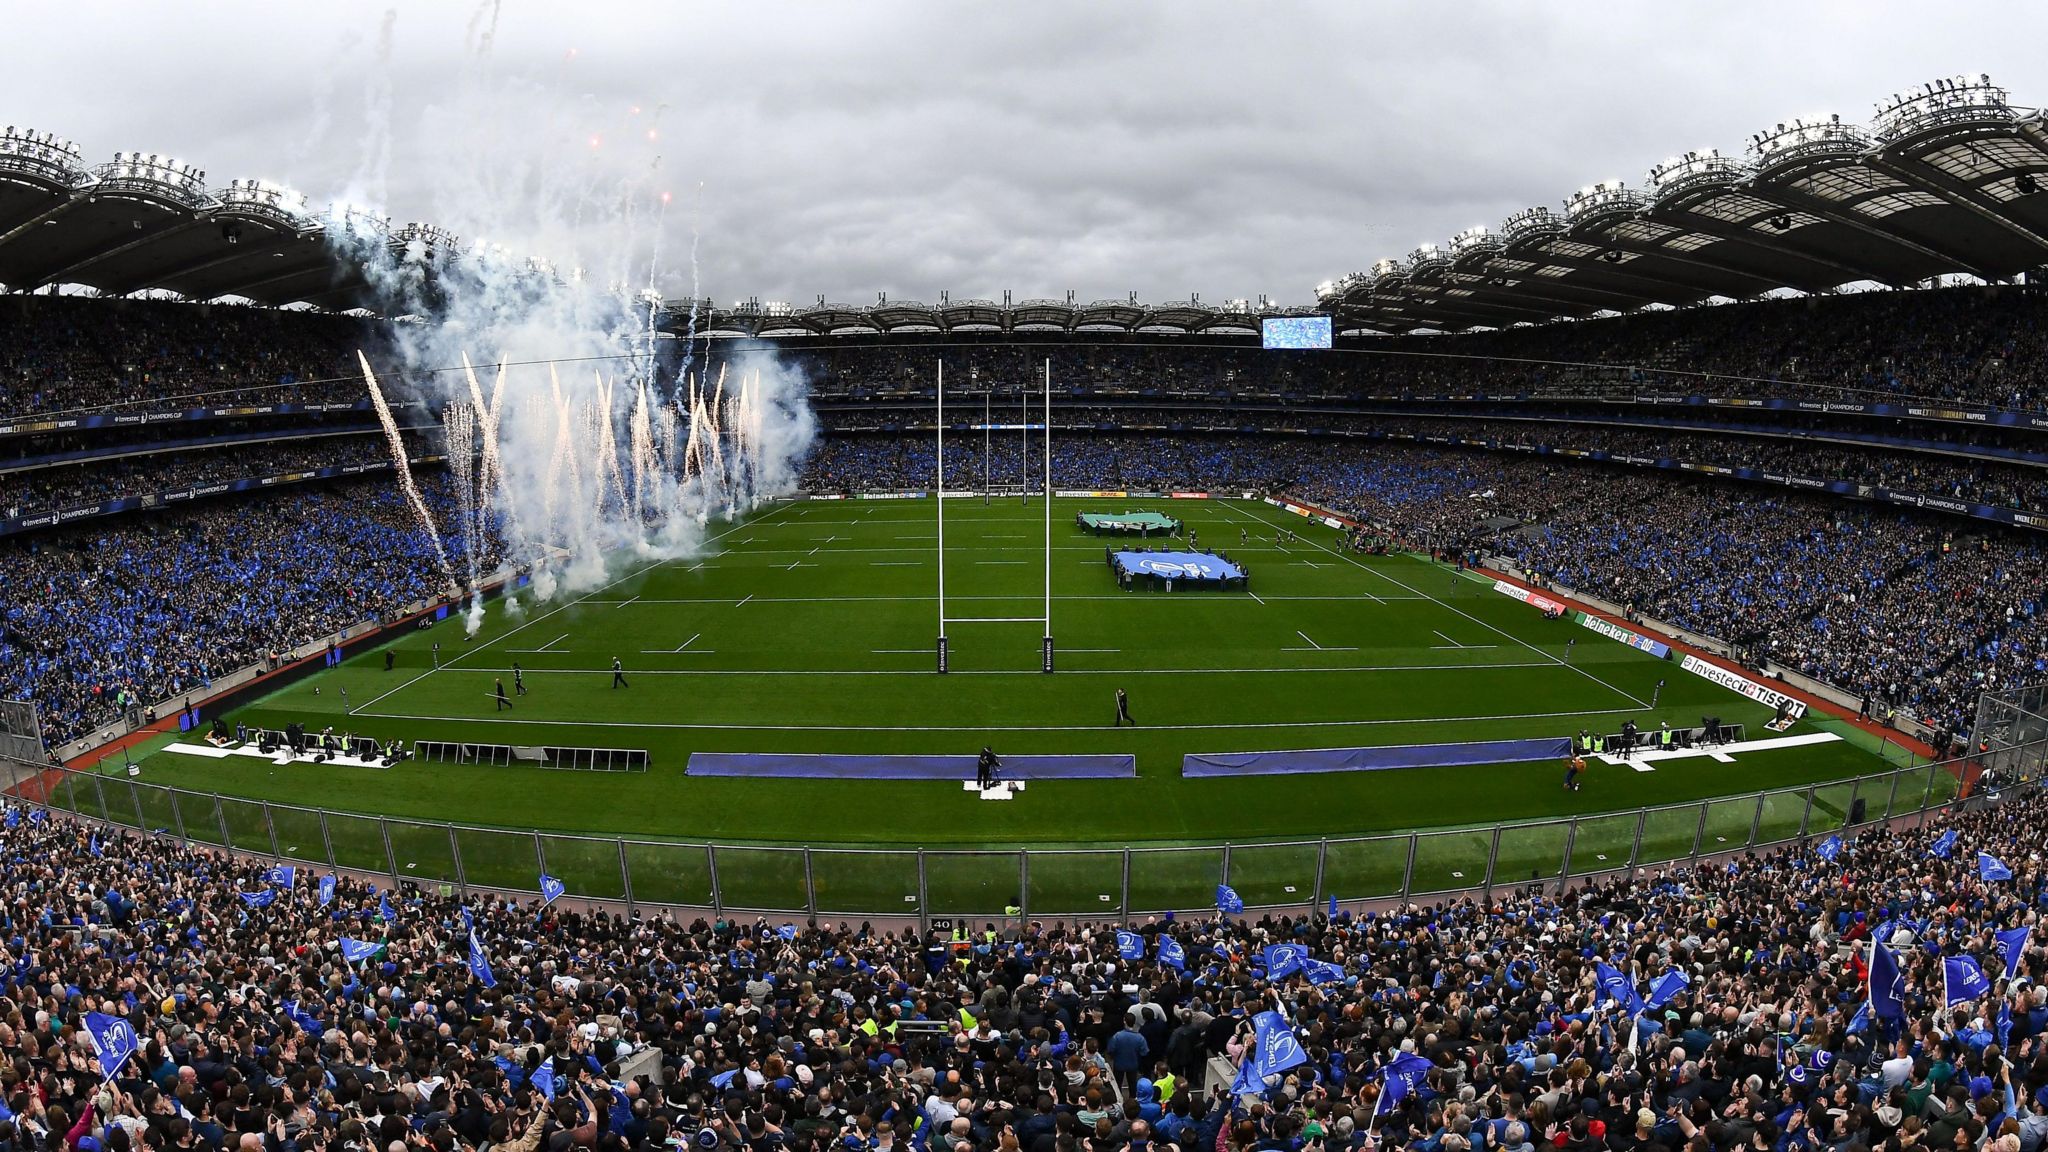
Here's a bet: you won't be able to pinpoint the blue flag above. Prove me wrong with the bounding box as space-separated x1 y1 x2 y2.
339 937 381 963
1978 853 2013 882
1931 829 1958 859
27 810 43 825
1215 884 1243 916
239 889 277 909
1644 968 1692 1011
776 924 797 941
1845 1000 1872 1036
1251 1010 1307 1081
89 833 101 858
1157 936 1186 971
1328 894 1339 920
1595 961 1645 1016
1815 835 1842 863
5 809 18 829
539 873 566 906
1869 941 1907 1020
1262 943 1307 980
1304 958 1346 986
379 892 396 922
1944 955 1993 1006
532 1062 556 1101
1231 1053 1266 1096
84 1011 140 1082
1116 930 1144 960
1995 925 2031 980
1998 998 2015 1047
467 928 497 989
1375 1050 1434 1116
264 865 296 888
317 875 336 908
709 1068 739 1090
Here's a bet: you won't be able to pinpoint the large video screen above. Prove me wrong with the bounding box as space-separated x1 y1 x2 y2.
1261 315 1332 349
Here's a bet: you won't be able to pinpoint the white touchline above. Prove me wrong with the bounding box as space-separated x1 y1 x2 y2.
355 704 1645 733
347 500 797 715
1235 500 1652 710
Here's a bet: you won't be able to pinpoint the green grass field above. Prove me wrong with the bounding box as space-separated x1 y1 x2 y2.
75 495 1944 915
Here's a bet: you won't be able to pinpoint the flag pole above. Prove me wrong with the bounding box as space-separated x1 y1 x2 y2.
1043 357 1052 670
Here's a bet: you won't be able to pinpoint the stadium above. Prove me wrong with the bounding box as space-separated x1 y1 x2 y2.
3 8 2048 1152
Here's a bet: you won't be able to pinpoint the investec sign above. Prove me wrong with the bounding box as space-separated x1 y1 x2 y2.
1678 654 1807 719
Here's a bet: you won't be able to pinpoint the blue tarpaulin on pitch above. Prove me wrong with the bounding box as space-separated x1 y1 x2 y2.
1112 551 1245 581
1182 737 1571 777
686 753 1136 780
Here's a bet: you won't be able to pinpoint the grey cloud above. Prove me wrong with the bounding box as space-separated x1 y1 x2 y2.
4 0 2044 307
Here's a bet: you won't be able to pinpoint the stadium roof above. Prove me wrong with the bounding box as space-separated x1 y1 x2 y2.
3 73 2045 331
1318 75 2048 332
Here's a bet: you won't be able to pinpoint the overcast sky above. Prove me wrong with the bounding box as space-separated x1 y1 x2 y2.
4 1 2043 309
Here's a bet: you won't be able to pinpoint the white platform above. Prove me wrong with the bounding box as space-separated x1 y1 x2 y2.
962 780 1027 801
165 740 389 770
1595 730 1842 771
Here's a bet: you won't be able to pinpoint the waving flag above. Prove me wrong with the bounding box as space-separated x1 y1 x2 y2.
379 892 396 922
531 1062 556 1101
1845 1000 1873 1036
339 937 381 963
1262 943 1308 980
467 926 497 989
1304 958 1347 986
1116 930 1145 961
1157 936 1186 971
83 1012 140 1083
1995 925 2031 980
1978 853 2014 882
1595 961 1645 1016
1328 894 1339 920
1215 884 1243 916
709 1067 739 1090
317 875 336 908
264 865 296 888
1943 955 1993 1007
1931 829 1958 859
238 889 277 909
776 924 797 941
1815 835 1842 863
1869 941 1907 1020
89 833 102 858
1231 1053 1267 1096
1645 968 1692 1012
539 873 566 906
1251 1010 1307 1081
3 809 15 829
1374 1051 1434 1116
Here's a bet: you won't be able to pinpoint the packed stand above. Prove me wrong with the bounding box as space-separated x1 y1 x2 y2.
0 296 382 417
0 434 428 520
0 477 487 747
0 762 2042 1152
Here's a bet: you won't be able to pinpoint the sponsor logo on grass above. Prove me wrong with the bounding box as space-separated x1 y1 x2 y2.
1574 612 1671 659
1491 580 1567 616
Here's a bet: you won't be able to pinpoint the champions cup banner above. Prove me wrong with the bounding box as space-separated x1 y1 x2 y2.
0 458 425 538
1057 490 1130 498
1490 579 1568 616
1347 390 2048 432
1574 612 1672 659
0 399 379 439
1169 491 1211 499
1679 654 1808 719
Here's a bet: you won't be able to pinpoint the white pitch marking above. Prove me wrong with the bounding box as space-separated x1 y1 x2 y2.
1249 592 1267 605
356 703 1645 733
617 596 639 609
735 594 754 607
507 633 568 654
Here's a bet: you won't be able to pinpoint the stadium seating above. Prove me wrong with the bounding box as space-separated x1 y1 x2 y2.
0 764 2035 1152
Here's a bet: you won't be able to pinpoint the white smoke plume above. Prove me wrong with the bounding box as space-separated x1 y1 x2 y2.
329 14 816 621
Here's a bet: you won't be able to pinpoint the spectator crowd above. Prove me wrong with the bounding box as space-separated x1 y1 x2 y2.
0 752 2038 1152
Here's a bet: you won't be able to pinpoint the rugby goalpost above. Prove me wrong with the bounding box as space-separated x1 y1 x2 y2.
937 359 1053 673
